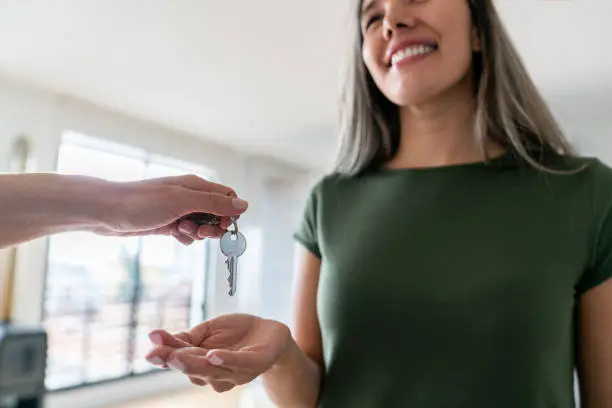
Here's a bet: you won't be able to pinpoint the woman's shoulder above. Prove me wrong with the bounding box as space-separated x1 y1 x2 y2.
524 150 612 181
577 155 612 209
553 153 612 185
542 153 612 217
306 171 358 193
578 155 612 180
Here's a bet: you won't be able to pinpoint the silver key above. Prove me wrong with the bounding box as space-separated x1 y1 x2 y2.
220 230 247 296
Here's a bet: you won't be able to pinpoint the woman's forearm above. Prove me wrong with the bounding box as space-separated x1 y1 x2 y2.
262 337 323 408
0 173 106 249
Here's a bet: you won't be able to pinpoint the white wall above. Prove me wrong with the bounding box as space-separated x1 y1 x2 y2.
548 93 612 165
567 120 612 164
0 77 317 408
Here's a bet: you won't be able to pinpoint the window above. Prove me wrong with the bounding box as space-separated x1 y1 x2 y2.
42 131 212 391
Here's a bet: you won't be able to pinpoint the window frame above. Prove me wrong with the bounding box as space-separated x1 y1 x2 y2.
40 131 215 392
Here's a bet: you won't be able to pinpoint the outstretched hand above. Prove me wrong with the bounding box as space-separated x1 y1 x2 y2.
146 314 291 393
0 172 247 250
93 174 248 245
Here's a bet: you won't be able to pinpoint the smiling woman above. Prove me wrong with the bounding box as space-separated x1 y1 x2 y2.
337 0 575 174
146 1 612 408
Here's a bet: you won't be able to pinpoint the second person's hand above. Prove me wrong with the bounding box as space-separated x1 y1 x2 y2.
145 313 291 393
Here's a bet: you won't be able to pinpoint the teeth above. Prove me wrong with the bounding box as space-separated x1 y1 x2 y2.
391 45 435 66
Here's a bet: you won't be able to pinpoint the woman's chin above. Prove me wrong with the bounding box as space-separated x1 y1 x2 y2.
388 90 439 108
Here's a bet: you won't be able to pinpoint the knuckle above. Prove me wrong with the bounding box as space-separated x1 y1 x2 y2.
208 194 229 212
162 184 179 198
185 173 201 183
211 194 223 206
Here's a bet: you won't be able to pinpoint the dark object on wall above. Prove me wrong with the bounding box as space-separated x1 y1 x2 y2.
0 324 47 408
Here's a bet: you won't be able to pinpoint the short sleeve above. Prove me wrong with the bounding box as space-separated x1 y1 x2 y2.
293 179 323 259
576 159 612 296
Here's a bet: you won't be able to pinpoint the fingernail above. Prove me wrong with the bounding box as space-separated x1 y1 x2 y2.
208 354 224 366
232 198 248 210
168 359 185 372
147 356 165 366
149 333 163 345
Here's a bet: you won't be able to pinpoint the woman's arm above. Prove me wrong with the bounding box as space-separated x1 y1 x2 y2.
0 172 248 249
576 278 612 408
261 244 325 408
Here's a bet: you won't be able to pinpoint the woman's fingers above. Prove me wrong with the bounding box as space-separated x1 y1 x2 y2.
190 377 208 387
146 344 248 393
145 353 168 369
171 330 195 345
188 375 235 394
205 349 267 371
166 348 229 379
146 345 178 365
189 376 235 393
209 381 235 393
148 330 191 348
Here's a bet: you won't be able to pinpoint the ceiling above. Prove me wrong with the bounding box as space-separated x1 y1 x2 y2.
0 0 608 170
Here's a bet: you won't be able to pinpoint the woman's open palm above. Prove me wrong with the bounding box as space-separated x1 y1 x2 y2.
146 313 291 393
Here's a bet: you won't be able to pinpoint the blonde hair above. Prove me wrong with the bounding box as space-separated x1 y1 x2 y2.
334 0 578 175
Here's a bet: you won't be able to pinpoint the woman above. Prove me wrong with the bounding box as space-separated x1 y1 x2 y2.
146 0 612 407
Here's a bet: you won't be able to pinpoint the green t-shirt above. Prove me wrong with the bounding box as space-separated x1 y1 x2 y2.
294 151 612 408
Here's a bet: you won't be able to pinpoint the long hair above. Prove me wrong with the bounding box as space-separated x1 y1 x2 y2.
334 0 577 175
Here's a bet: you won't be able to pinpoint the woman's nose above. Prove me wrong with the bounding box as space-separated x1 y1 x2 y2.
382 0 417 41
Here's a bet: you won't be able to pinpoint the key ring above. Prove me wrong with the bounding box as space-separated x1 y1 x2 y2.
228 217 239 235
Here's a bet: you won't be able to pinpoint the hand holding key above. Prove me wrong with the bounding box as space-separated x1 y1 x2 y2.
90 174 248 245
146 313 291 393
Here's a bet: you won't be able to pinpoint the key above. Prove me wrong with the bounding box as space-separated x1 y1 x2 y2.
220 229 247 296
178 212 222 226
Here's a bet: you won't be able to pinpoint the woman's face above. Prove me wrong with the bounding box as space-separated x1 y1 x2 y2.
360 0 480 107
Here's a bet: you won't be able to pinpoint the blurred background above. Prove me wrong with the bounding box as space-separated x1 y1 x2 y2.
0 0 608 407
